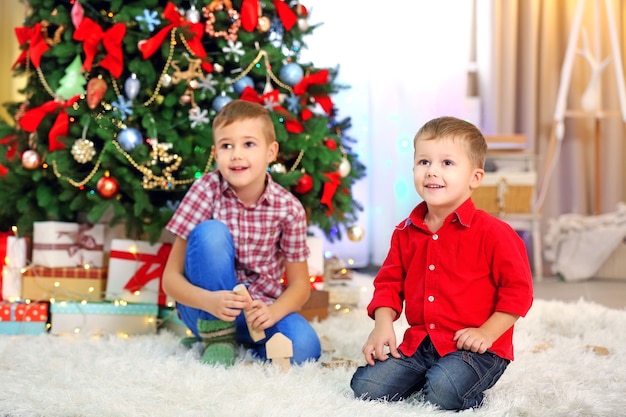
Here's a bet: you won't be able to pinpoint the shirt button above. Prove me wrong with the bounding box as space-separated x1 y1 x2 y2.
428 264 435 271
429 323 436 329
428 295 435 302
432 234 438 240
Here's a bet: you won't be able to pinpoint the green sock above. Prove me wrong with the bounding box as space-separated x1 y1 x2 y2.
196 319 237 366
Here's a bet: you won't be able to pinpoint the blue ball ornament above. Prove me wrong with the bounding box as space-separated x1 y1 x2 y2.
279 63 304 86
212 94 233 112
233 76 255 95
117 127 144 151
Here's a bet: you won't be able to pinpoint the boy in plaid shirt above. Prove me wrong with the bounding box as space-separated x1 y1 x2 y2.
163 100 321 366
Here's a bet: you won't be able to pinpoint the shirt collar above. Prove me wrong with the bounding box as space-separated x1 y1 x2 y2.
218 171 275 207
407 198 477 230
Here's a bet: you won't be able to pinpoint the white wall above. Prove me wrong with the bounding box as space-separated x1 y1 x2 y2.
301 1 474 266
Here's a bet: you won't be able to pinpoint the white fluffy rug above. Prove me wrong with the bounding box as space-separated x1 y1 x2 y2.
1 282 626 416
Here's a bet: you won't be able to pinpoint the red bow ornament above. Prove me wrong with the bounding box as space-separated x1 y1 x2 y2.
139 2 212 73
240 0 297 32
73 17 126 78
12 23 50 69
320 172 342 214
19 95 81 152
293 69 329 95
240 86 305 133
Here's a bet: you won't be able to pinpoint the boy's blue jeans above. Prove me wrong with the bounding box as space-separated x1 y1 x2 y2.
350 335 509 410
176 220 321 364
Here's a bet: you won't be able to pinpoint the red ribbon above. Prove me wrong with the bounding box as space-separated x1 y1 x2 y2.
293 69 329 96
312 94 334 115
321 172 341 214
19 95 80 152
0 231 16 300
12 23 50 69
240 0 259 32
111 244 172 305
0 134 18 176
139 2 212 73
73 17 126 78
273 0 297 31
240 87 304 133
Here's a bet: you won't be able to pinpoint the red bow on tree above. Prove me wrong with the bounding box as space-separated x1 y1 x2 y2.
139 2 212 73
321 172 342 214
12 23 49 69
73 17 126 78
0 134 18 177
240 0 297 32
240 86 305 133
293 69 329 95
19 95 81 152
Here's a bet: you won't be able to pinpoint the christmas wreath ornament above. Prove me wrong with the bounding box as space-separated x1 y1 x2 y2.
203 0 241 41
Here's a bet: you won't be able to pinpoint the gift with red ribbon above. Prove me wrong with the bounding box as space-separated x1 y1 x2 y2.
73 17 126 78
32 221 105 268
138 2 213 73
12 23 50 69
1 231 27 301
19 95 81 152
106 239 173 306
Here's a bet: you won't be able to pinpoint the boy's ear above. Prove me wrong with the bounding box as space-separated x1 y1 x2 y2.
268 141 279 162
470 168 485 190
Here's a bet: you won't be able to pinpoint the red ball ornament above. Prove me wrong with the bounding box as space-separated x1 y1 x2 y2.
292 3 308 17
293 173 313 194
324 138 337 151
97 175 119 198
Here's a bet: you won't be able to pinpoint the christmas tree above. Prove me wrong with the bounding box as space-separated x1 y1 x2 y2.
0 0 365 242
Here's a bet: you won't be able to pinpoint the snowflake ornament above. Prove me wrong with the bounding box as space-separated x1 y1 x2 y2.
112 96 133 120
136 9 160 32
189 106 210 128
196 74 218 95
285 94 300 113
223 40 245 62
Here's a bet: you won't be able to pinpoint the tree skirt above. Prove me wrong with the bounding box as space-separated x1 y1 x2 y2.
1 298 625 416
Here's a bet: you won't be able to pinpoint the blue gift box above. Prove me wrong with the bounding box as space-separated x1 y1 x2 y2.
50 301 157 336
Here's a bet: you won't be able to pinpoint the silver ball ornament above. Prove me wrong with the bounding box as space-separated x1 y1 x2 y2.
21 149 41 170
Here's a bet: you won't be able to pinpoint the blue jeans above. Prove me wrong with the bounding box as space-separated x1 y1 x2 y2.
350 336 509 410
176 220 321 364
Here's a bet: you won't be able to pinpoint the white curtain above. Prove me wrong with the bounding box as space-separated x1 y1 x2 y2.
477 0 626 272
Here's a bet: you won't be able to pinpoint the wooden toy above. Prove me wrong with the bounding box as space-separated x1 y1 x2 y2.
232 283 266 342
266 333 293 372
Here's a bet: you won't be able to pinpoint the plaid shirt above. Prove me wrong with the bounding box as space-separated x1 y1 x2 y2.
166 170 310 303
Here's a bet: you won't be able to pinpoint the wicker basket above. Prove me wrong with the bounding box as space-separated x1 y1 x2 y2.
474 172 536 215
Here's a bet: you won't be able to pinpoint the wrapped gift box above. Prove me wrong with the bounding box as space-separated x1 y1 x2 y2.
300 290 329 322
22 266 107 302
0 301 49 335
32 222 105 268
1 232 27 301
106 239 173 306
49 301 158 336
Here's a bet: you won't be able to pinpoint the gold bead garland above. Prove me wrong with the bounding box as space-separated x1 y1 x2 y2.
51 155 103 188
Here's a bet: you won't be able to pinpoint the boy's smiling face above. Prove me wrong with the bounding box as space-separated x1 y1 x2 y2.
413 136 484 214
212 117 278 203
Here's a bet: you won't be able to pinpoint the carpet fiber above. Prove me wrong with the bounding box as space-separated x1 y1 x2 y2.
1 284 625 416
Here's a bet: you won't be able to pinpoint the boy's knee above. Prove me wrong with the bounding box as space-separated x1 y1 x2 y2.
189 220 232 250
423 372 480 411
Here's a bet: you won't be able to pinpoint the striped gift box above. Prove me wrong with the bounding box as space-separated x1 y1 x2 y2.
22 266 107 302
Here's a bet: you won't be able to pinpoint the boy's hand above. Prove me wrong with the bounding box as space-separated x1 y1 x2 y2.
245 300 276 330
453 328 494 353
361 323 400 366
208 290 249 322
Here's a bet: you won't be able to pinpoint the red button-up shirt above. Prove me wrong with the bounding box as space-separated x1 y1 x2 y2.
367 198 533 361
166 170 310 304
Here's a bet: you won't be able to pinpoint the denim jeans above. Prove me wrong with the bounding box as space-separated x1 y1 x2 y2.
175 220 321 364
350 336 509 410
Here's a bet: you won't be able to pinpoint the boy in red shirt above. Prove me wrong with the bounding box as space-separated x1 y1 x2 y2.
163 100 321 366
351 117 533 410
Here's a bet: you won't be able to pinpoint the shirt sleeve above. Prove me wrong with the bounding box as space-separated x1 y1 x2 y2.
279 195 309 263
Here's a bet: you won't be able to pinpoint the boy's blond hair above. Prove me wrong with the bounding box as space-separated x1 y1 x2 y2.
413 116 487 170
213 99 276 144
